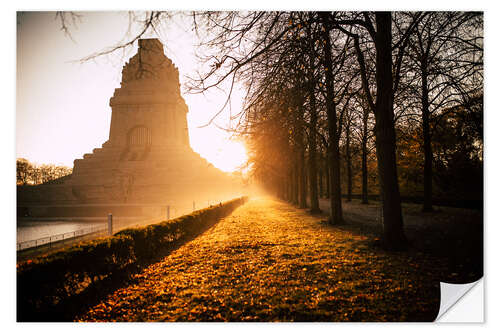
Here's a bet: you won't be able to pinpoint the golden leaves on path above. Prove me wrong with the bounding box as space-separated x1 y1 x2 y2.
77 197 444 322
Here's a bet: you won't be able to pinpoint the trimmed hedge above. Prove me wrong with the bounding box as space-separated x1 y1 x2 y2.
17 197 247 321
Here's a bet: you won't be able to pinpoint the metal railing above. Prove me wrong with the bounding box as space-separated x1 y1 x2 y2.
16 224 108 251
16 198 234 254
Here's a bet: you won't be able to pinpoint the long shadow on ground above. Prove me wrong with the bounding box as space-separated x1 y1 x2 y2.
318 198 483 284
26 210 236 322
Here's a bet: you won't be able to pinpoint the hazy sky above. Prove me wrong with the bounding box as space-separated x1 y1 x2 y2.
16 11 247 172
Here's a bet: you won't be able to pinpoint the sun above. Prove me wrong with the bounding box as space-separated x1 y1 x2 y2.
211 140 248 173
191 133 248 174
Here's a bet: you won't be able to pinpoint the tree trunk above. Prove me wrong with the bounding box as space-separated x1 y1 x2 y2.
308 75 320 212
345 120 352 202
325 154 331 199
292 154 299 205
294 103 307 208
286 167 293 203
278 176 285 200
308 131 320 211
318 167 323 198
298 146 307 208
305 21 320 213
361 106 369 204
283 177 287 201
320 13 343 224
421 66 433 212
374 12 407 250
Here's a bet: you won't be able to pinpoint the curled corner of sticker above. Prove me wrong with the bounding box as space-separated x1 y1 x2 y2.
435 278 483 322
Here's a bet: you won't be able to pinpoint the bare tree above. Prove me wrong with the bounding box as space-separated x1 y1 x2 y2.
330 12 426 249
403 11 483 211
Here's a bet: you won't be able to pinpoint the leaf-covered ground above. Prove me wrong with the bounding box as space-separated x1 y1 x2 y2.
318 198 483 284
76 197 455 322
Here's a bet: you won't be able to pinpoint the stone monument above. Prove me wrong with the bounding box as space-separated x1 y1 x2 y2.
18 38 240 213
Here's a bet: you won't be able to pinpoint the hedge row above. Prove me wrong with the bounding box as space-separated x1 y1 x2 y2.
17 197 247 321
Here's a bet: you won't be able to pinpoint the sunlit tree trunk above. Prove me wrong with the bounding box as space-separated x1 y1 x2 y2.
301 15 320 212
298 142 307 209
283 177 288 201
278 176 285 200
320 13 343 224
288 167 294 202
292 155 299 205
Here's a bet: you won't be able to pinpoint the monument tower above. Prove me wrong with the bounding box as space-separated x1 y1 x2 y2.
64 38 236 204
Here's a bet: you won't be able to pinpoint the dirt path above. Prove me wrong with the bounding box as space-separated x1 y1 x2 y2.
77 197 456 322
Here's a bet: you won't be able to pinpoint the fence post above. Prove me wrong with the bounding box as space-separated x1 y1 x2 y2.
167 205 170 220
108 213 113 236
193 201 195 211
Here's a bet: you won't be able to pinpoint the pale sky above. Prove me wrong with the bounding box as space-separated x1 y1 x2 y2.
16 11 247 173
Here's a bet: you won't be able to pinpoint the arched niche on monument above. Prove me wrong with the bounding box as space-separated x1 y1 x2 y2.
123 125 152 161
128 125 152 147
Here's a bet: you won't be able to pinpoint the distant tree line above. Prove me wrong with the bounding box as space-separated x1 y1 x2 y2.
16 158 73 185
